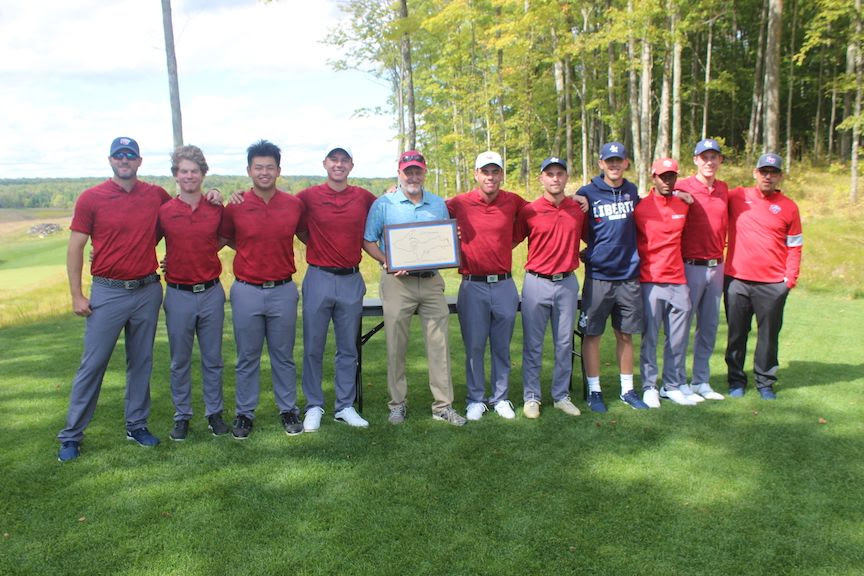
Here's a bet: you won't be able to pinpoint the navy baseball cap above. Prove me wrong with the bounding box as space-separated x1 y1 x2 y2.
540 156 567 171
600 142 627 160
694 138 722 156
756 153 783 171
110 137 140 156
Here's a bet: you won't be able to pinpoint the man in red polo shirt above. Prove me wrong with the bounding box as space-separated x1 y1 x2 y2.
515 157 586 419
635 158 695 407
58 136 170 462
725 153 802 400
297 145 376 431
158 145 229 441
219 140 305 438
446 151 527 420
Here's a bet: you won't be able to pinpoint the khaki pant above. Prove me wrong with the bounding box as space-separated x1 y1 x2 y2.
380 271 453 411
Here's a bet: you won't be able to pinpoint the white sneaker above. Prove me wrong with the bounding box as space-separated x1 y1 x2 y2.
664 388 698 406
643 388 661 409
493 400 516 420
303 407 324 432
694 383 725 400
466 402 488 421
553 397 582 416
679 383 705 403
334 406 369 428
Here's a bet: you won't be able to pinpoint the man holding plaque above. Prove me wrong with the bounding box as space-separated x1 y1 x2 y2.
446 151 526 420
363 150 466 426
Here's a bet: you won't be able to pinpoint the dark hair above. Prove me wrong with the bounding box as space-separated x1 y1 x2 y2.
171 145 208 177
247 140 281 167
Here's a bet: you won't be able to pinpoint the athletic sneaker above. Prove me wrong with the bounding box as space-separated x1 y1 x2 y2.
662 388 698 406
126 427 160 447
207 413 230 436
728 386 746 398
643 388 661 409
232 415 253 439
493 400 516 420
619 390 649 410
693 383 725 400
281 411 304 436
758 386 777 400
58 441 80 462
553 397 582 416
334 407 369 428
303 407 325 432
388 404 406 425
465 402 488 421
587 391 607 413
678 383 705 403
523 399 541 419
432 406 467 426
169 420 189 441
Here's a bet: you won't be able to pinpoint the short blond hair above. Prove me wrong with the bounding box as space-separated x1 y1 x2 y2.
171 145 209 176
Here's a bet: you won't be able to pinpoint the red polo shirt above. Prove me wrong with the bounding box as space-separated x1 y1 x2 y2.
634 190 690 283
515 196 585 275
676 175 728 260
446 188 527 275
726 186 803 285
70 179 171 279
219 189 304 283
158 197 223 284
297 183 376 268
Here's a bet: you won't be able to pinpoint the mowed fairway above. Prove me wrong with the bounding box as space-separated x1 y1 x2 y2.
1 208 863 575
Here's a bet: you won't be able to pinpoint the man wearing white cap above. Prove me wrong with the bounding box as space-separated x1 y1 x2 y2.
724 153 802 400
297 146 376 431
446 151 527 420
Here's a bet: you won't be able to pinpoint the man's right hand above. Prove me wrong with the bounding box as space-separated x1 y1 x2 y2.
72 294 92 317
229 190 245 205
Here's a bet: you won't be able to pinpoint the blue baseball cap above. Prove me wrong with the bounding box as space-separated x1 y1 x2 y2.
756 153 783 171
600 142 627 160
110 137 139 156
694 138 722 156
540 156 567 171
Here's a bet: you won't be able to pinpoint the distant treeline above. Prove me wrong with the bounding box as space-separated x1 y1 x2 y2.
0 176 397 209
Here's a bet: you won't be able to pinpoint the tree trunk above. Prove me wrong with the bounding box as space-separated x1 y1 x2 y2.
702 19 715 140
582 7 591 184
763 0 783 153
654 28 671 160
399 0 416 150
671 6 682 160
814 48 825 160
852 0 861 203
785 0 798 171
565 56 574 174
161 0 183 149
553 33 565 158
627 0 642 190
747 0 769 157
842 43 855 158
829 70 838 161
639 36 652 193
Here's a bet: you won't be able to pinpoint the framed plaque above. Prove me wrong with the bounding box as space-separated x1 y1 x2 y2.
383 219 460 273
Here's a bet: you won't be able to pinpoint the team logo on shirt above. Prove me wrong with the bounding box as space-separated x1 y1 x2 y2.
769 204 781 214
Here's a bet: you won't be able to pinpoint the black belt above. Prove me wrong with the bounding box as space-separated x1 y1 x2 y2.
685 258 722 267
236 277 292 288
92 274 159 290
407 271 435 278
463 273 512 283
527 270 573 282
166 278 220 293
311 265 360 276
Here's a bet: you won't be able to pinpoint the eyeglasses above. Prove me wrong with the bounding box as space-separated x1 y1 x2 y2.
757 168 781 176
112 152 139 160
400 153 425 164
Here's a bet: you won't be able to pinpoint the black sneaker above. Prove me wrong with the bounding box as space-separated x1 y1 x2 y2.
232 415 253 440
208 413 230 436
280 411 303 436
169 420 189 441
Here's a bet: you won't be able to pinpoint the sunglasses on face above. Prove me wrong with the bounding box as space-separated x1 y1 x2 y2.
112 152 139 160
400 153 425 164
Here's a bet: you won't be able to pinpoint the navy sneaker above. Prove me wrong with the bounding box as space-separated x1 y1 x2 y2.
281 411 304 436
169 420 189 441
58 441 80 462
620 390 649 410
126 427 160 447
208 413 230 436
758 386 777 400
587 391 607 413
729 386 746 398
232 415 253 440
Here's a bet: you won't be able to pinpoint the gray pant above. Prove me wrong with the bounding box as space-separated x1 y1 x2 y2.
640 283 692 391
58 281 163 443
684 262 724 385
457 278 519 406
301 266 365 412
163 283 225 421
521 273 580 402
230 280 299 418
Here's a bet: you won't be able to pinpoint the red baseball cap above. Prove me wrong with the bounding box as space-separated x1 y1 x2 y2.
651 158 679 176
398 150 427 171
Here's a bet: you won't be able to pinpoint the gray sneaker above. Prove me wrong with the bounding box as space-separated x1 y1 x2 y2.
388 404 406 425
432 406 467 426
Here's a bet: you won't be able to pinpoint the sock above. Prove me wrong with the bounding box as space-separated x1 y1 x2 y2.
588 377 601 393
620 374 634 395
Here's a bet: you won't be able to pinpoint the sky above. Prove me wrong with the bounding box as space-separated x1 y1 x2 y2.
0 0 398 179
